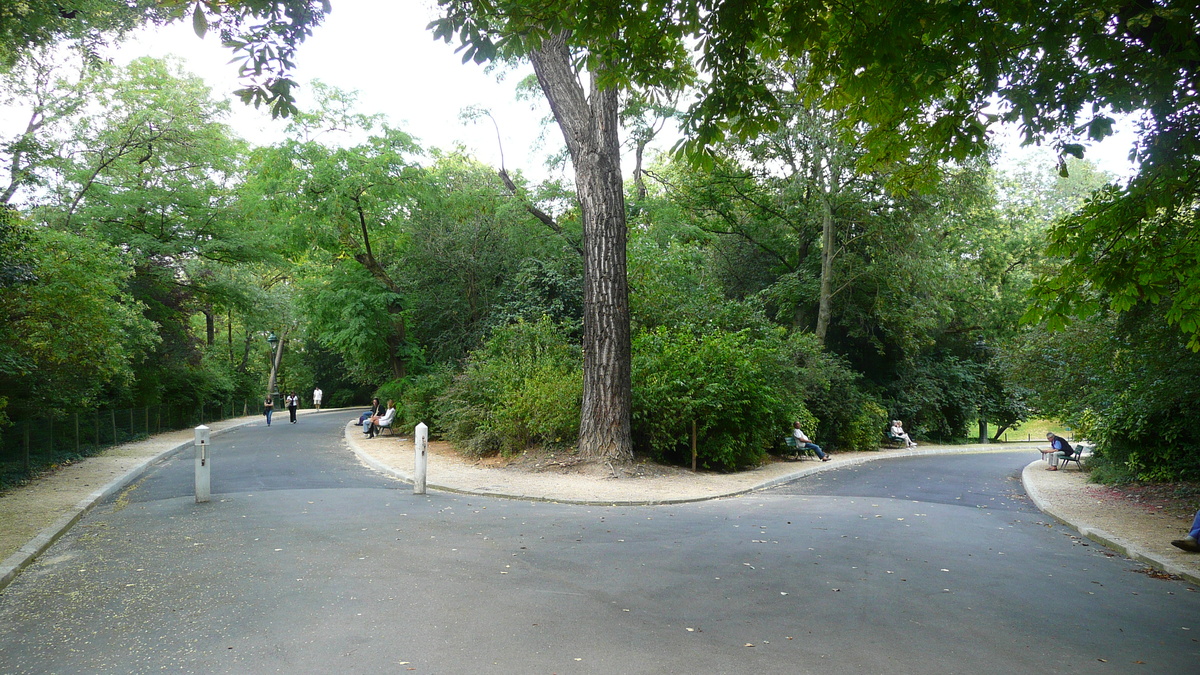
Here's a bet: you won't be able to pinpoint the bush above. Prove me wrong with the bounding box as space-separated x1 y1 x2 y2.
632 325 805 471
438 318 582 457
787 332 887 452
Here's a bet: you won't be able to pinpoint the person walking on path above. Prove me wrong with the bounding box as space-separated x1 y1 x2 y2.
313 387 323 410
286 392 299 424
793 422 831 461
263 396 274 426
1172 510 1200 553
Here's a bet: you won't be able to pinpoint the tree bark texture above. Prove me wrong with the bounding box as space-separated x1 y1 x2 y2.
815 148 839 346
530 32 633 461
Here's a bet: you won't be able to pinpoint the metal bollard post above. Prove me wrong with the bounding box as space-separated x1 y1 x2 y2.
414 422 428 495
194 425 211 503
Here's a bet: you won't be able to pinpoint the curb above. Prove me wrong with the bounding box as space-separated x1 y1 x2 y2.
0 417 259 591
346 425 1041 506
1019 460 1200 586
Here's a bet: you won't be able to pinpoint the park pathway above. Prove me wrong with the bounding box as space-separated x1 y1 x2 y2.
0 418 1197 674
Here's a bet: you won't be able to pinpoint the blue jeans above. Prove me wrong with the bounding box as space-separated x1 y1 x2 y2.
802 442 827 459
1190 510 1200 540
265 408 273 425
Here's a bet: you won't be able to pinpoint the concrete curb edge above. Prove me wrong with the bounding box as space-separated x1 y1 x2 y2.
0 419 256 591
1019 460 1200 585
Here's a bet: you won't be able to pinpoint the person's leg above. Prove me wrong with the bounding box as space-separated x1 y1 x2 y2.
804 442 828 460
266 409 272 426
1172 510 1200 552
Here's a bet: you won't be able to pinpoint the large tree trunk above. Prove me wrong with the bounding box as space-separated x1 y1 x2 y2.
530 32 633 461
815 159 838 345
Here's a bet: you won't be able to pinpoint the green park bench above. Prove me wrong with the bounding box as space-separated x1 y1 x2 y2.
785 435 819 460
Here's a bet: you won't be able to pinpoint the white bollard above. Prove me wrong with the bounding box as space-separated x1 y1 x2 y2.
194 425 211 503
414 422 428 495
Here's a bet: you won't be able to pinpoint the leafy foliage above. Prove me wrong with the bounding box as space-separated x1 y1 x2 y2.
632 325 803 471
0 218 156 415
439 318 582 457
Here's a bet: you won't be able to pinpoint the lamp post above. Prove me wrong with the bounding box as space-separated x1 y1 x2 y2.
266 331 284 403
975 339 988 444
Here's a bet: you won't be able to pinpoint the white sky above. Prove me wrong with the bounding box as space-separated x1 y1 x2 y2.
115 2 566 180
11 2 1140 187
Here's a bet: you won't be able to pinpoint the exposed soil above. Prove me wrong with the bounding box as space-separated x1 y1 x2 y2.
471 445 703 479
1081 480 1200 522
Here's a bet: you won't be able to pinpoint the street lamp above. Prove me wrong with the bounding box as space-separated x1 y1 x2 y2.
266 331 284 401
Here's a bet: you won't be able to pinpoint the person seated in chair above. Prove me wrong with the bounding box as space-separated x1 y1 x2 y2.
1040 432 1075 470
890 420 917 448
364 400 396 439
356 398 381 426
793 422 830 461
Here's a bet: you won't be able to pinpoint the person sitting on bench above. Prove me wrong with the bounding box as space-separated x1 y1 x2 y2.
356 398 381 426
889 420 917 448
793 422 830 461
364 400 396 439
1040 432 1075 470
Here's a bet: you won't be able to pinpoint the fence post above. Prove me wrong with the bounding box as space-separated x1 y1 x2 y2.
111 409 117 445
414 422 428 495
144 407 149 435
129 409 134 438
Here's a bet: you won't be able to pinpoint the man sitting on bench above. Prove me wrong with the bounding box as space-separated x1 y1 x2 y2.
1041 432 1075 470
792 422 830 462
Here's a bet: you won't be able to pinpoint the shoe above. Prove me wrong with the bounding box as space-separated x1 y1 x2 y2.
1171 537 1200 553
1046 466 1058 471
821 456 831 462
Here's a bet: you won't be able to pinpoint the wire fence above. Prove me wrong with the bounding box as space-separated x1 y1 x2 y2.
0 400 258 491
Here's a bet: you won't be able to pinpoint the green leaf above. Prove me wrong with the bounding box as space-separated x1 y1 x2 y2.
192 4 208 39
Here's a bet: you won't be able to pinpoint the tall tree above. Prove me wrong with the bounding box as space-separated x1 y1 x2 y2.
426 4 697 460
241 85 423 380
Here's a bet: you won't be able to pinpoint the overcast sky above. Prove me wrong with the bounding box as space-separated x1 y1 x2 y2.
0 2 1119 188
116 2 565 179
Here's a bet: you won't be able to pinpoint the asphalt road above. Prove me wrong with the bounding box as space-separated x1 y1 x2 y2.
1 414 1197 674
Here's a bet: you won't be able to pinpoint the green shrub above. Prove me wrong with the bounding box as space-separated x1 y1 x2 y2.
841 399 890 453
786 332 887 451
438 318 582 457
632 325 805 471
372 367 456 437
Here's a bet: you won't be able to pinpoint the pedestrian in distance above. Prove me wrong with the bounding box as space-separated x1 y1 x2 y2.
1171 510 1200 553
263 396 274 426
313 386 323 410
793 422 830 461
287 392 299 424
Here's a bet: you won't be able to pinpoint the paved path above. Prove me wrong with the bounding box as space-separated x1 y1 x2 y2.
1 412 1198 673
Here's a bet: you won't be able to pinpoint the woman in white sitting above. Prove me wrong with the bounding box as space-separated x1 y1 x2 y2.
890 420 917 447
364 399 396 439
